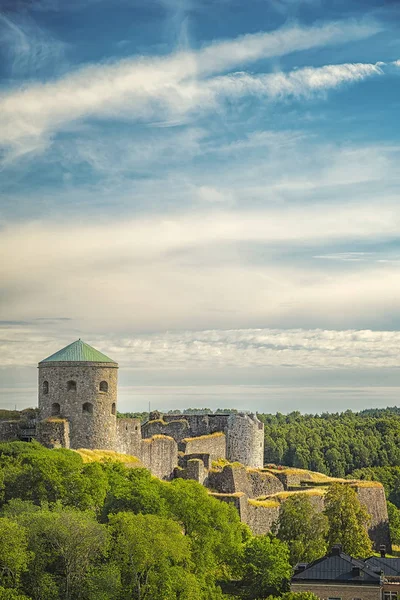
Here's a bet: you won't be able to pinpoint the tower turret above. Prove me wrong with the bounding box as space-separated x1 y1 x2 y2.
38 339 118 450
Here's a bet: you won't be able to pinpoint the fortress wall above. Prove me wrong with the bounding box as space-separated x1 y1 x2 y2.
180 433 226 462
208 465 236 494
179 453 211 469
116 418 142 457
37 418 70 449
140 435 178 480
207 464 284 498
245 500 281 535
175 458 208 484
210 492 248 518
0 421 21 442
247 469 285 497
163 414 230 438
353 484 391 551
141 419 190 443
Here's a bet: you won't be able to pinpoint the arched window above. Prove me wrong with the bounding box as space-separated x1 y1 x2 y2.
82 402 93 414
51 402 60 416
43 381 49 395
67 380 76 392
111 402 116 416
99 381 108 392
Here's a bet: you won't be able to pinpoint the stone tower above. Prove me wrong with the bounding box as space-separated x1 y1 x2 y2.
38 339 118 450
226 413 264 468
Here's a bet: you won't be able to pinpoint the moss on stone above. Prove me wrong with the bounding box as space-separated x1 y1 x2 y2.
183 432 225 443
76 448 141 465
248 498 280 508
143 434 175 442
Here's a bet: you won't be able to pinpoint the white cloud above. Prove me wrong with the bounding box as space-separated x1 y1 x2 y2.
1 201 400 331
2 324 400 371
208 62 383 99
0 19 380 155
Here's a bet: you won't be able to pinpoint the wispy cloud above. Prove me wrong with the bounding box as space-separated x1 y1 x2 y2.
208 62 383 100
2 324 400 370
0 19 380 158
0 12 66 78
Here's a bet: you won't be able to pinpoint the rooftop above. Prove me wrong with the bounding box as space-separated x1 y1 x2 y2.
292 547 381 584
40 339 117 364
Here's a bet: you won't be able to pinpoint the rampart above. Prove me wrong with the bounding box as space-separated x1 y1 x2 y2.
353 483 391 549
141 412 264 468
180 432 226 462
208 464 284 498
140 435 178 480
36 418 70 449
0 421 21 443
117 418 142 457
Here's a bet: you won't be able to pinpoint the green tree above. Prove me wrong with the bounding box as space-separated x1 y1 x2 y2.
324 483 372 557
387 501 400 545
109 512 197 600
241 534 291 599
0 518 31 589
19 507 108 600
101 465 167 518
0 588 31 600
163 478 246 580
275 494 328 565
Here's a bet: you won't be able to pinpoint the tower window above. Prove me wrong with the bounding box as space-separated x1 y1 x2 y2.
99 381 108 392
51 402 60 416
67 380 77 392
43 381 49 395
111 402 116 416
82 402 93 414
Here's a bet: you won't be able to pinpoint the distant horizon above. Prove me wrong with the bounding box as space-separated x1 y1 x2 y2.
3 382 400 416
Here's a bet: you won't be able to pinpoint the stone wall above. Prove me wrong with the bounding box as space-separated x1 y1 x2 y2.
0 421 21 442
180 433 226 462
37 418 70 449
244 500 281 535
140 435 178 480
162 414 231 438
141 418 190 443
208 464 283 498
175 458 208 484
38 361 118 450
210 492 248 517
353 484 391 551
116 418 142 457
142 412 264 469
291 583 381 600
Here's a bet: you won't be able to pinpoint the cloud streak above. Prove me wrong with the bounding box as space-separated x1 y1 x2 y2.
0 19 380 157
2 324 400 370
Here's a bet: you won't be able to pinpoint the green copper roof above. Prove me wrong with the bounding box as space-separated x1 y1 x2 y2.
40 339 117 364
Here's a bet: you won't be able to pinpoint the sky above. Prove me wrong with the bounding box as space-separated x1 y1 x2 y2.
1 0 400 414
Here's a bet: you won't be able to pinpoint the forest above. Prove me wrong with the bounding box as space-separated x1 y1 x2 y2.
0 441 374 600
259 407 400 476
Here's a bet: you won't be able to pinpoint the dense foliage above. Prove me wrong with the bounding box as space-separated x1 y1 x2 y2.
324 484 372 557
274 494 328 565
0 442 292 600
259 408 400 477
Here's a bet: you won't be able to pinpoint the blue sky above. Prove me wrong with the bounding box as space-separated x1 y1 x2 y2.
1 0 400 413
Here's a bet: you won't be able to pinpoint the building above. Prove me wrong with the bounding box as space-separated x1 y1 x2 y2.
291 545 400 600
34 339 264 476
